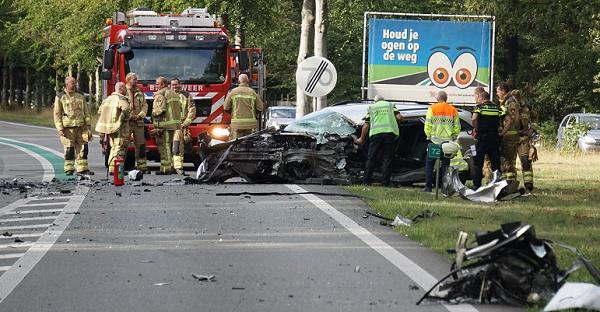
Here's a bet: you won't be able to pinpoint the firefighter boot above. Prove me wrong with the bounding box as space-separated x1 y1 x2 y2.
64 146 76 175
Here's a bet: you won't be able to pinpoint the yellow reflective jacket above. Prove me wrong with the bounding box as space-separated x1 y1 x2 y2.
152 87 181 130
53 90 90 130
95 92 130 135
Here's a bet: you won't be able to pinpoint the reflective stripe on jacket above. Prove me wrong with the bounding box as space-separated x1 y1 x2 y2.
152 88 181 130
368 100 399 137
53 91 90 130
424 102 460 144
95 93 130 134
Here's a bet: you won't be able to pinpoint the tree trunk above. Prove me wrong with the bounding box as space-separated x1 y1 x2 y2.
314 0 328 111
95 66 101 107
8 61 15 107
296 0 315 119
55 71 60 93
67 65 73 79
76 62 82 91
88 72 93 107
35 82 41 111
1 55 7 106
25 68 31 109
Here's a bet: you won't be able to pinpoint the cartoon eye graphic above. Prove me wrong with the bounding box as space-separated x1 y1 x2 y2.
427 52 452 88
452 53 477 89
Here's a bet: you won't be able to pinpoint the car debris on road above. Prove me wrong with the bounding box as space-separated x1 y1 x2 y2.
417 222 600 309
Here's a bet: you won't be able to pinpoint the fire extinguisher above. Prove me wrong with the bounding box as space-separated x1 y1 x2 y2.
113 156 125 186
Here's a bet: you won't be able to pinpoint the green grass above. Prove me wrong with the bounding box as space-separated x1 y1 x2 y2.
0 107 56 127
345 149 600 285
0 107 99 129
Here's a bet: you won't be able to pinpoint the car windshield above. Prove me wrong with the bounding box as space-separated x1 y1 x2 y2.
127 48 227 83
284 111 356 136
579 116 600 130
271 109 296 119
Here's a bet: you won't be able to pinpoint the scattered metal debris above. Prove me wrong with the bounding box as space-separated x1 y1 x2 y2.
418 222 600 308
191 273 216 282
543 282 600 311
152 282 169 286
443 168 521 202
354 265 360 273
365 211 393 221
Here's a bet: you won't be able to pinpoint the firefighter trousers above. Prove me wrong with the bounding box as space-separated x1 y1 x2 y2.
501 135 519 181
60 126 89 173
156 129 175 173
107 131 128 174
129 122 147 170
518 136 534 187
173 127 190 170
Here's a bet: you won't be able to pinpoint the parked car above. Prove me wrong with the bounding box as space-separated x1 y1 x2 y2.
557 113 600 152
265 106 296 129
197 100 475 185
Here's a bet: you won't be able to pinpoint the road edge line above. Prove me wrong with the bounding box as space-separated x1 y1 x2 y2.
0 140 55 183
285 184 478 312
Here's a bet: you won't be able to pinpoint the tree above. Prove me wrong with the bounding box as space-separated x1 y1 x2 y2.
295 0 314 118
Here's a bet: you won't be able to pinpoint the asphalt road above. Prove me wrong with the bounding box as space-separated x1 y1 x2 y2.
0 121 522 312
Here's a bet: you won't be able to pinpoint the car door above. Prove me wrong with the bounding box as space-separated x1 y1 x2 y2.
557 115 574 147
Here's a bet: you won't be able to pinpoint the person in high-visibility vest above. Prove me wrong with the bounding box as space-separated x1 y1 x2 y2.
53 76 94 176
125 72 149 173
152 76 182 175
423 91 461 192
170 78 196 175
223 74 264 139
95 82 130 174
355 95 403 186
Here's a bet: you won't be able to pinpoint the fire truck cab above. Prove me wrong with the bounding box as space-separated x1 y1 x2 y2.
101 7 265 170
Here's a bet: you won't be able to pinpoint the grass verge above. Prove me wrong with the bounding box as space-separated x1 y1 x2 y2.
0 107 99 129
345 148 600 285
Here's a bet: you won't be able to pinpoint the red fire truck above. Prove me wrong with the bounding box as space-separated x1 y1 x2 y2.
100 7 265 169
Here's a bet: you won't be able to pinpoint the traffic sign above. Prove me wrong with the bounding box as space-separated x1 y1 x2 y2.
296 56 337 97
427 143 441 160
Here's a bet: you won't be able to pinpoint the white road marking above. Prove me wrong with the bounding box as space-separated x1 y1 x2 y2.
0 141 54 182
0 234 41 239
0 137 63 158
0 186 89 303
0 224 52 231
285 184 478 312
10 209 64 215
0 266 12 272
29 196 73 201
0 242 34 249
0 216 57 223
18 202 69 207
0 254 25 260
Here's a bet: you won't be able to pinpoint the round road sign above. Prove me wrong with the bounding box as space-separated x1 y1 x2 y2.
295 56 337 97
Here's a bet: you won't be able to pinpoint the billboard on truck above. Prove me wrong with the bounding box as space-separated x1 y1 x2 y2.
363 13 494 104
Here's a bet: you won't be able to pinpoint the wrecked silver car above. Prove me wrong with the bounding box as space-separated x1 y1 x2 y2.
196 102 475 185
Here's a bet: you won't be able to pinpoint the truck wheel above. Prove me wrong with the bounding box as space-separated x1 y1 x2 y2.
125 150 135 171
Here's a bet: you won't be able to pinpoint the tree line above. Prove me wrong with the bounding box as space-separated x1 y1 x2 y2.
0 0 598 122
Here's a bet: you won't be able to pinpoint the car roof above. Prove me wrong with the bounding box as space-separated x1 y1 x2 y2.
268 106 295 110
323 100 471 124
566 113 600 117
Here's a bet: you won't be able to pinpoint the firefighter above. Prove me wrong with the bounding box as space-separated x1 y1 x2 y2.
472 87 502 190
170 78 196 175
355 95 403 186
53 76 94 176
513 90 537 191
95 82 130 174
125 73 149 173
223 74 264 139
422 91 461 192
152 76 182 175
497 83 520 183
